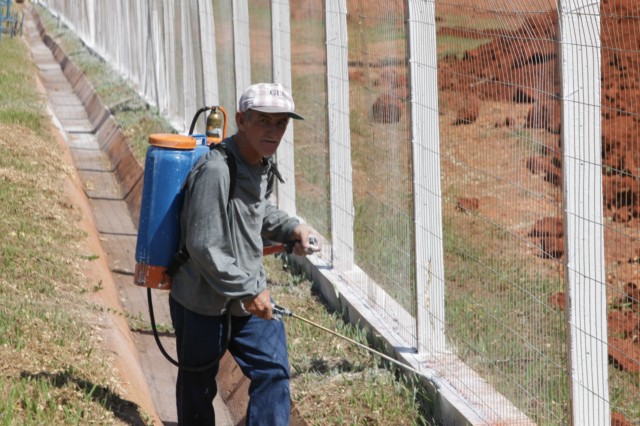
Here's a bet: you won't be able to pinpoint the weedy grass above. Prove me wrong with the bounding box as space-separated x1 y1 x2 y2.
0 37 150 424
267 256 433 425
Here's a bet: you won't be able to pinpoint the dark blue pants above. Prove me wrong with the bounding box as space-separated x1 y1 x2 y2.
169 297 291 426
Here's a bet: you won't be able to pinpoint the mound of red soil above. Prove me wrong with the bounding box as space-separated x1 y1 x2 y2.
439 2 640 211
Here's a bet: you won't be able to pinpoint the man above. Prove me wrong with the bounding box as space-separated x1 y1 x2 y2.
169 83 318 425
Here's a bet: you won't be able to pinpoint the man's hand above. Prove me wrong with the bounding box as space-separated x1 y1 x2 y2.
242 289 273 320
290 224 322 256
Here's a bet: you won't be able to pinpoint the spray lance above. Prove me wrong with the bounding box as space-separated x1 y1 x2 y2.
267 238 425 377
270 305 424 377
263 237 425 377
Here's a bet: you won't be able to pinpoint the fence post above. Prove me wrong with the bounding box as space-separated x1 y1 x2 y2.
406 0 446 354
325 0 354 270
232 0 251 103
180 3 197 131
197 0 219 106
559 1 610 424
150 1 166 113
86 0 95 49
164 1 180 124
271 0 297 215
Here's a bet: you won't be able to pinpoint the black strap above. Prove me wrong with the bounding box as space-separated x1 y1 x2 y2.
216 143 237 201
264 157 284 199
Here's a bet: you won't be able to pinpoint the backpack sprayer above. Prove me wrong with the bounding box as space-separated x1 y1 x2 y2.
134 105 292 371
134 105 229 290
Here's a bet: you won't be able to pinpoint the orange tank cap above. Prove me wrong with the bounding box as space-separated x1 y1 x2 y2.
148 133 196 150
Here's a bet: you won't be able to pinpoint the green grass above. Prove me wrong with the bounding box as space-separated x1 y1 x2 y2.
354 197 416 313
442 215 570 424
0 40 46 135
437 35 493 60
0 35 150 424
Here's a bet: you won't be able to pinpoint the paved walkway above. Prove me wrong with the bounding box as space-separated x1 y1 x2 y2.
23 11 233 426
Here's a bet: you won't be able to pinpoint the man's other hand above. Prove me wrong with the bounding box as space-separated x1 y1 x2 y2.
290 224 322 256
242 289 273 320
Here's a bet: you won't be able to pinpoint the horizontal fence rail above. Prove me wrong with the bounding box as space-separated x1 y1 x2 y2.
36 0 640 424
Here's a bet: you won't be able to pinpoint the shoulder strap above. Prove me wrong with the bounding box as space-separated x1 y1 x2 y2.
210 142 237 203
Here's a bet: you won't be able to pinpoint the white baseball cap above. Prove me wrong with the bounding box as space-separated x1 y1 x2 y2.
238 83 304 120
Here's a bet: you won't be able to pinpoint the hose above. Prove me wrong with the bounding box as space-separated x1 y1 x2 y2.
147 288 232 372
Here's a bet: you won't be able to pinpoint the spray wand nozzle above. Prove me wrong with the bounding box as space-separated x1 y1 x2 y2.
272 304 293 321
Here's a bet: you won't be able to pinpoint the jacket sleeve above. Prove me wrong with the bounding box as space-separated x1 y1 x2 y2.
261 201 300 243
183 157 258 299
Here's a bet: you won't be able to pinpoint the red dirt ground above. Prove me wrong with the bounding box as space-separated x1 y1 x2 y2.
438 0 639 421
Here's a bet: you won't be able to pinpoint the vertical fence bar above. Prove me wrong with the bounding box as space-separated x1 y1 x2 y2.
181 2 197 130
86 0 95 48
406 0 446 354
233 0 251 103
127 0 137 83
197 0 219 106
559 1 610 424
166 0 180 126
130 2 144 91
115 0 128 79
271 0 296 215
325 0 354 270
142 0 156 107
150 1 165 114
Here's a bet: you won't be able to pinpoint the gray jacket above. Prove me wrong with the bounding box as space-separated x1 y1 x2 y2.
169 136 299 316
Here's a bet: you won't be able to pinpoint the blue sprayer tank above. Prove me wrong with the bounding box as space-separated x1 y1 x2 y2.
134 133 210 289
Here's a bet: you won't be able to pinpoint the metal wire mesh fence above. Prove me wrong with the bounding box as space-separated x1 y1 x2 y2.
290 0 332 241
35 0 640 424
249 0 272 83
345 0 416 321
437 1 569 423
599 1 640 423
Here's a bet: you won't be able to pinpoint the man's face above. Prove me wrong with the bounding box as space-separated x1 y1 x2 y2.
237 110 290 162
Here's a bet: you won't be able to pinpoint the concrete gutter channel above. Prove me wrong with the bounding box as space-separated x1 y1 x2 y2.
25 8 263 426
